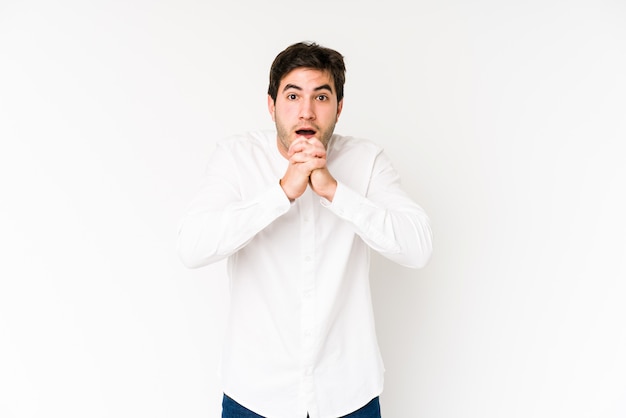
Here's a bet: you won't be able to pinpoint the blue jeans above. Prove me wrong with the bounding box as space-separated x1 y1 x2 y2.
222 394 381 418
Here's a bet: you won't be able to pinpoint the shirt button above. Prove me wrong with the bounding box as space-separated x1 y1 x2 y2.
304 256 312 262
305 367 313 376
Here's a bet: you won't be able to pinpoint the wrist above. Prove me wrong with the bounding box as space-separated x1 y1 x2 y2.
279 178 295 202
318 179 337 202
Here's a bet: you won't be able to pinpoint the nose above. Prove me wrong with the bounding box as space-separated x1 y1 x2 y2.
299 99 316 120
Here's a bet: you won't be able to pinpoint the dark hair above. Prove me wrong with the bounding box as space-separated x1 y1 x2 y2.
268 41 346 103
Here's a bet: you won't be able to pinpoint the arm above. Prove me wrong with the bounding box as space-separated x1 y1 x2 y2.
176 143 291 269
321 150 433 269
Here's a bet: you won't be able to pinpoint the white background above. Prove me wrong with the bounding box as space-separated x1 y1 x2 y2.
1 0 625 417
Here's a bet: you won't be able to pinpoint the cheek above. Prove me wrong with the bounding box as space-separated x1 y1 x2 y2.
322 109 339 124
276 107 297 122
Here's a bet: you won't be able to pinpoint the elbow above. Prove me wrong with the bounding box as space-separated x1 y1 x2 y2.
177 242 205 269
409 245 433 269
176 234 219 269
398 245 432 269
377 218 433 269
177 246 225 269
404 224 434 269
178 250 206 269
384 238 432 269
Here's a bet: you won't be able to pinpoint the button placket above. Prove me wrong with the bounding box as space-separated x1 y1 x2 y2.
298 190 317 412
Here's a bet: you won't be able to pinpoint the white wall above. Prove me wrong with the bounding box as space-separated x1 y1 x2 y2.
1 1 625 417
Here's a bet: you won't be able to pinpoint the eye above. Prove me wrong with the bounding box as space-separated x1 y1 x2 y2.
287 93 298 100
317 94 329 101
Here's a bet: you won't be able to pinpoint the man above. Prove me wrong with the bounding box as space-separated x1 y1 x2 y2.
177 41 433 418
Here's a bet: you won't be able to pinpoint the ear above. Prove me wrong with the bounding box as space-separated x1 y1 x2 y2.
268 95 276 122
336 99 344 122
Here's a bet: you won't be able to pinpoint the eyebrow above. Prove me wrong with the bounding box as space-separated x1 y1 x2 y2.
282 83 334 93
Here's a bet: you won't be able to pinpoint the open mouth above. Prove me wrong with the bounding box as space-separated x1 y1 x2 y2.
296 129 316 136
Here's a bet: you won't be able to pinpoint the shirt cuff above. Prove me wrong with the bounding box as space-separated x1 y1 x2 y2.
319 181 362 219
273 181 295 210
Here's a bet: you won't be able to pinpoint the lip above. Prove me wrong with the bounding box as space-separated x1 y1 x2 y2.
295 127 317 138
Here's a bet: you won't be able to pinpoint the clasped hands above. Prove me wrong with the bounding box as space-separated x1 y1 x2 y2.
280 136 337 202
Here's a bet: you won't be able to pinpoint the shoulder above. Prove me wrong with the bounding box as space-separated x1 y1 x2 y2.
216 129 276 151
328 134 383 158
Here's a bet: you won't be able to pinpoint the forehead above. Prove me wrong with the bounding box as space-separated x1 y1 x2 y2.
279 68 335 92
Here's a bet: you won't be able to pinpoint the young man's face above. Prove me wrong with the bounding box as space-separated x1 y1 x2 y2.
268 67 343 158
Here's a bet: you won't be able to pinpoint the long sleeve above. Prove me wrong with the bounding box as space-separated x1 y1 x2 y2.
322 148 433 269
176 140 291 269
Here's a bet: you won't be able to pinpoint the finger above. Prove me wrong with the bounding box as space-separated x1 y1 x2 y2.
288 137 308 154
288 145 304 158
290 147 324 161
290 151 316 164
310 148 326 158
301 156 327 171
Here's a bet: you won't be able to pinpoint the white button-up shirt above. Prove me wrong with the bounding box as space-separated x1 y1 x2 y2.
177 130 432 418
